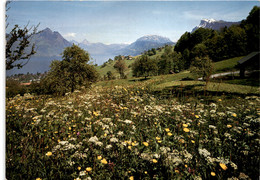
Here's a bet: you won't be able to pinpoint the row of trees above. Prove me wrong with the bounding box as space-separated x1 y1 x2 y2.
132 53 212 80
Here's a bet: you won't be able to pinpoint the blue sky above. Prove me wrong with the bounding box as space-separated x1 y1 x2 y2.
6 1 259 44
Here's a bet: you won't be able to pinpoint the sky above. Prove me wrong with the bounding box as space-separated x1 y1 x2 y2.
6 1 259 44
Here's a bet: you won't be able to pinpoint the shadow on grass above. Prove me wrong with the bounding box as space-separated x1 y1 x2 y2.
129 77 151 82
152 83 259 102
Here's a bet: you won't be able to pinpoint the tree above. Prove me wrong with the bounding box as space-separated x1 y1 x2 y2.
43 44 98 95
6 2 39 70
113 59 127 79
132 55 158 79
190 56 214 81
223 25 247 57
157 56 173 75
106 71 115 80
241 6 260 52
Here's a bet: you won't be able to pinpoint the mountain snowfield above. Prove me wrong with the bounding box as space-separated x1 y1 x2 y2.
135 35 172 43
191 19 240 32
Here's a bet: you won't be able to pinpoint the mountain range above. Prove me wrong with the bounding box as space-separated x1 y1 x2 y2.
117 35 174 56
7 28 175 75
7 18 240 76
191 19 240 33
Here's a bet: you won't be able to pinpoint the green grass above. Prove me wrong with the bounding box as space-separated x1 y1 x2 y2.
96 53 257 95
213 56 244 73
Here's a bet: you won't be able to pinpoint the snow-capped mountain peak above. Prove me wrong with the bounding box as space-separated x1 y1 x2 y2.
202 18 217 23
136 35 172 43
191 19 240 33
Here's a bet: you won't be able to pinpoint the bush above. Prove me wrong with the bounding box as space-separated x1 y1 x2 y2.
6 80 28 98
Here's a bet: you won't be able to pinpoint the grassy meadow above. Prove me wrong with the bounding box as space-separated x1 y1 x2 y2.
6 71 260 180
6 49 260 180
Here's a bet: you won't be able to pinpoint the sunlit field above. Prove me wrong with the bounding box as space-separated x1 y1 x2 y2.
6 84 260 180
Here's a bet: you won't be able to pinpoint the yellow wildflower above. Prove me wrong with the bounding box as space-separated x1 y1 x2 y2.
183 124 188 127
167 132 173 136
183 128 190 132
93 111 99 116
97 155 102 160
195 115 199 119
156 137 161 140
191 140 195 144
46 152 52 156
152 159 158 163
144 171 148 174
132 142 137 146
211 172 216 176
129 176 134 180
219 163 228 170
157 140 162 143
227 124 232 128
143 142 149 146
232 113 237 117
86 167 92 172
78 166 81 170
128 146 132 150
175 169 179 173
36 178 42 180
218 99 222 102
101 158 108 164
165 128 170 132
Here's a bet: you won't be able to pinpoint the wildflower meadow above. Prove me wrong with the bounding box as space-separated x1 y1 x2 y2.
6 84 260 180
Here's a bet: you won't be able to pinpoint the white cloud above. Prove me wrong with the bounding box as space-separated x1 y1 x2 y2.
63 32 76 38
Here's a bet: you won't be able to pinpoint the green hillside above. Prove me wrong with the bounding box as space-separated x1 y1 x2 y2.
96 48 244 79
95 45 173 78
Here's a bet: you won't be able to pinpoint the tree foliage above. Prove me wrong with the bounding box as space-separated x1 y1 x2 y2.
132 55 158 79
42 44 98 95
190 56 214 81
113 59 127 79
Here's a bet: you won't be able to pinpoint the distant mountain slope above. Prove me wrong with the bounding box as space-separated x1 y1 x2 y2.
78 39 127 55
192 19 240 32
118 35 175 56
31 28 72 56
